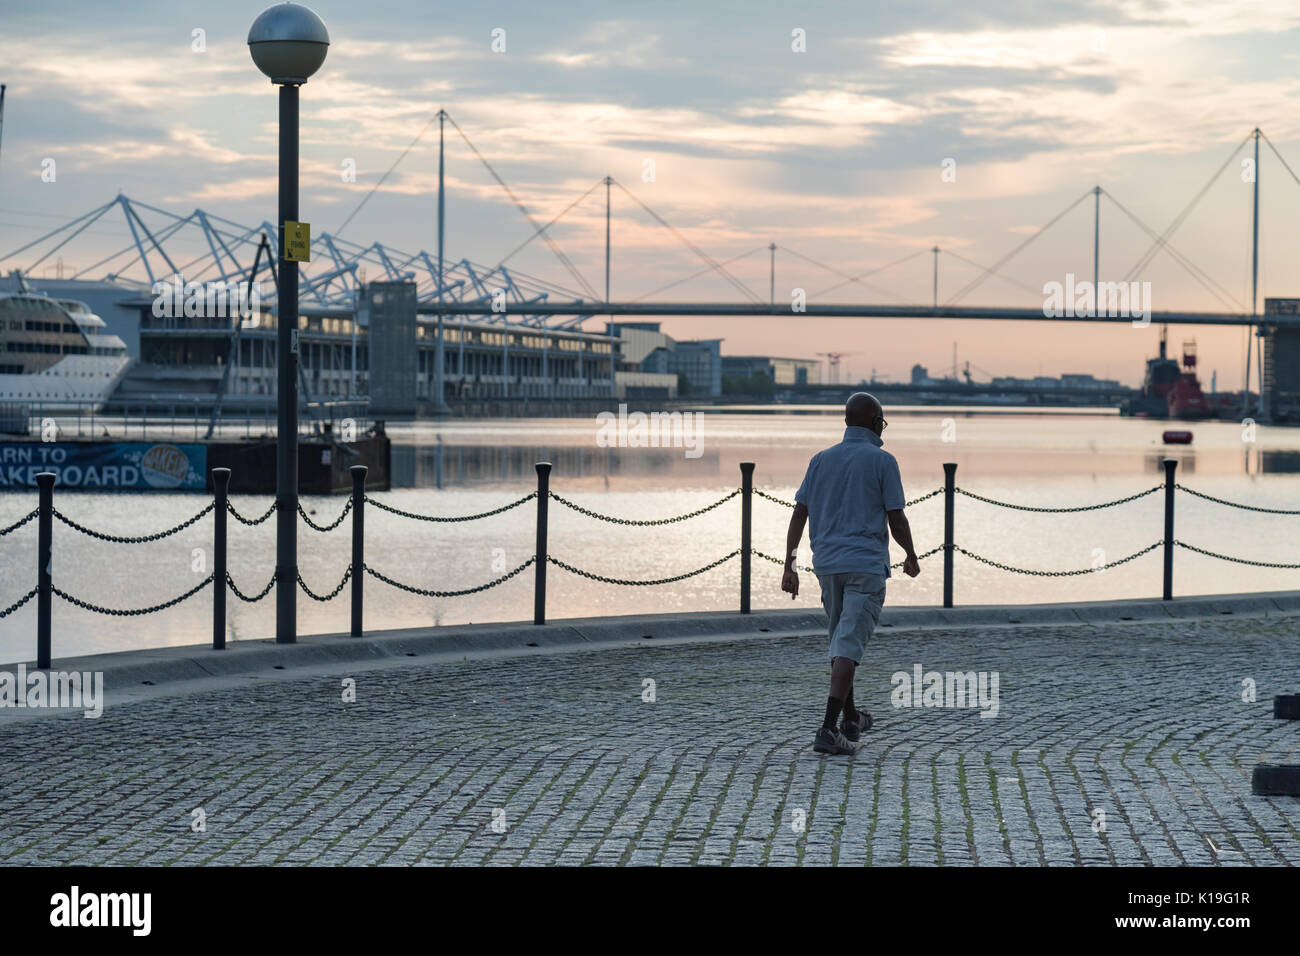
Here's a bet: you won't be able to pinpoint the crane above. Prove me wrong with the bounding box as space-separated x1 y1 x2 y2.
816 351 860 385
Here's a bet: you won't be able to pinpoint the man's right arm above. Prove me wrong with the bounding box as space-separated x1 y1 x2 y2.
887 509 920 577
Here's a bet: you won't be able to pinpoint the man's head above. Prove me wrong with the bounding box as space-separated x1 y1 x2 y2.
845 391 885 435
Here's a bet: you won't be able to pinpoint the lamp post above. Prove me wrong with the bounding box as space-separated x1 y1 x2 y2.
248 2 329 644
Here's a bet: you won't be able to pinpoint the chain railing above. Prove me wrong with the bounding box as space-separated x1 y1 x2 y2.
549 488 739 525
366 557 536 598
298 498 352 533
228 571 276 603
363 492 536 523
1173 483 1300 515
953 542 1163 576
954 485 1161 513
228 501 276 526
4 456 1296 666
549 550 741 586
54 502 214 544
1 510 38 537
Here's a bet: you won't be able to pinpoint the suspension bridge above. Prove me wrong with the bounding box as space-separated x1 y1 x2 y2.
3 115 1298 416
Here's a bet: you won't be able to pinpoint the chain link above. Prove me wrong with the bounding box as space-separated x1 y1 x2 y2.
1174 540 1300 569
548 550 739 586
953 542 1161 576
298 565 353 601
548 488 739 525
903 489 942 507
0 588 37 618
0 510 38 536
54 502 214 544
228 501 277 526
54 576 214 615
298 498 353 532
955 485 1161 513
753 488 797 507
364 492 536 523
755 487 941 509
227 570 276 603
1175 484 1300 515
366 557 536 597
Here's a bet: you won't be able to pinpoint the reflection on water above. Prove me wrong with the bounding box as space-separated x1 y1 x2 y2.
387 407 1300 489
1260 450 1300 473
393 443 723 488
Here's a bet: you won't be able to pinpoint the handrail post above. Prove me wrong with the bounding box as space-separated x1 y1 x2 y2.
534 461 551 625
212 467 230 650
740 461 754 614
1162 457 1177 600
350 465 367 636
36 472 55 669
943 462 957 609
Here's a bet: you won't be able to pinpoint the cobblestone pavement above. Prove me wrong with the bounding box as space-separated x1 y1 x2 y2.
1 615 1298 866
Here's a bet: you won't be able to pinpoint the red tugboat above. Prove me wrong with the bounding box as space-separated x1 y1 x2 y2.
1166 339 1212 420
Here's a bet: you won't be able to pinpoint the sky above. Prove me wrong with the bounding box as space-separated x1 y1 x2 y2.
3 0 1300 388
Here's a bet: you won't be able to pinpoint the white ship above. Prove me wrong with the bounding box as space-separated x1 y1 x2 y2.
0 292 131 410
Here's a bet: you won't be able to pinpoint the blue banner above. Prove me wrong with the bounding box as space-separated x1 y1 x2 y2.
0 442 207 490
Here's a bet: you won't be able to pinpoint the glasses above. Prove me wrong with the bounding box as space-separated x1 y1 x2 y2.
875 416 888 430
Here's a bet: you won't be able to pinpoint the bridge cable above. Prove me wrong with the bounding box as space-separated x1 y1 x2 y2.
1102 190 1242 312
334 113 438 238
444 112 602 301
1260 131 1300 190
808 247 928 299
1121 131 1251 282
631 245 767 302
944 187 1094 306
492 177 606 270
937 248 1044 299
609 178 764 304
779 244 909 301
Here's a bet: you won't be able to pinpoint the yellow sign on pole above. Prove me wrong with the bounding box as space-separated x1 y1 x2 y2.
284 221 311 262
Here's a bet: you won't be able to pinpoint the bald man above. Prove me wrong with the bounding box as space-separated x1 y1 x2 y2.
782 392 920 755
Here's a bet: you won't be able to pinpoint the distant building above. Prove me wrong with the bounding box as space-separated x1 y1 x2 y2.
606 322 723 397
722 355 821 387
1264 298 1300 421
663 340 722 397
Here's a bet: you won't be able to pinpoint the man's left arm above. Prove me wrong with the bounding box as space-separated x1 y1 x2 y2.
882 454 919 577
781 503 808 598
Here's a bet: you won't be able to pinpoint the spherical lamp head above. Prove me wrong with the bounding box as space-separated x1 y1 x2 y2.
248 2 329 84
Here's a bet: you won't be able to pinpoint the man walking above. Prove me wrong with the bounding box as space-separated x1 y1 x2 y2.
782 392 920 755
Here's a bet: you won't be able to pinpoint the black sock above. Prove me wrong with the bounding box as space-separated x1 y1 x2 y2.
823 695 844 730
843 686 855 721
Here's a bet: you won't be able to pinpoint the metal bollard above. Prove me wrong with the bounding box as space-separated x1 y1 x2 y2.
739 461 754 614
36 472 54 669
212 467 230 650
943 462 957 609
1162 458 1177 600
534 462 551 625
350 465 367 636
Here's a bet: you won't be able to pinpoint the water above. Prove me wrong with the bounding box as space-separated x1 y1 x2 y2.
2 406 1298 661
